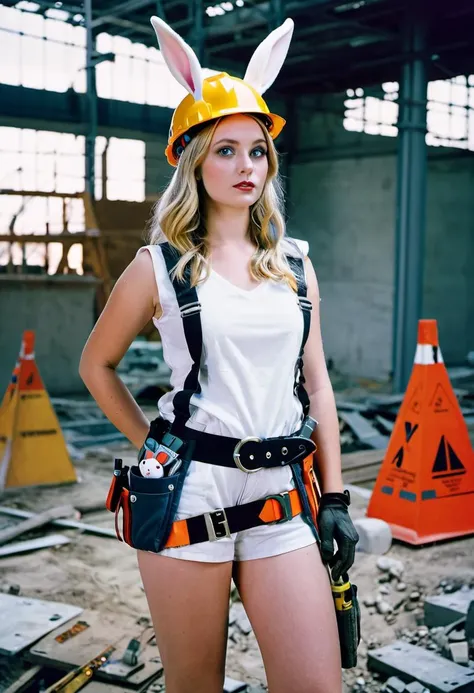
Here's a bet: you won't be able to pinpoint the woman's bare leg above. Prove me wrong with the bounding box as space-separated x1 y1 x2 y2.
236 544 342 693
138 552 233 693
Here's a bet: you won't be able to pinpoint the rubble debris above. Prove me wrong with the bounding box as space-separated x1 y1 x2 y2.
376 557 404 580
229 602 252 635
376 598 393 615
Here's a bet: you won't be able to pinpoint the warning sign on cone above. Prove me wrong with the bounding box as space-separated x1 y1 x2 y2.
367 320 474 544
0 331 77 489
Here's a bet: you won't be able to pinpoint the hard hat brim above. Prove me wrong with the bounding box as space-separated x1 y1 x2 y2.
165 111 286 167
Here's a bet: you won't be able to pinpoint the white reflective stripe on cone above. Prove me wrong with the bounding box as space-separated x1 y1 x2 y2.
414 344 444 365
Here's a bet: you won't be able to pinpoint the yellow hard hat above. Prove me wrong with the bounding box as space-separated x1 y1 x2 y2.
151 16 294 167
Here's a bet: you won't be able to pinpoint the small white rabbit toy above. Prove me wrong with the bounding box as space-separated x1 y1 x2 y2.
139 449 166 479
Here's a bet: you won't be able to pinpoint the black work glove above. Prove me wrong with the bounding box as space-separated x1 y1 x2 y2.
318 491 359 582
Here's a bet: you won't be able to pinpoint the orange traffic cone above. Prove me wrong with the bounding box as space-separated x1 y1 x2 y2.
0 331 77 489
366 320 474 544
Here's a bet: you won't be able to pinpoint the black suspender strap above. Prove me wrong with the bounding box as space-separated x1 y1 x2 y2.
286 255 312 418
160 243 203 438
159 242 311 435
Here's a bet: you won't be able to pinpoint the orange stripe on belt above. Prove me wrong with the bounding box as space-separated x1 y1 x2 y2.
165 519 190 548
258 489 301 523
164 489 302 549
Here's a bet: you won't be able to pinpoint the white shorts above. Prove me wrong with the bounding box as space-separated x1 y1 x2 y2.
159 460 317 563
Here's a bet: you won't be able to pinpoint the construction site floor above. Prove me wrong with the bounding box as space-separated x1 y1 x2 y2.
1 433 473 693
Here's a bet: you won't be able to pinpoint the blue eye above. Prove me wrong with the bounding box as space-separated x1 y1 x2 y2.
251 147 267 157
217 146 234 156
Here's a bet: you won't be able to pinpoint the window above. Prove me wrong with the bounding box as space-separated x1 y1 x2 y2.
0 127 145 272
344 76 474 150
0 4 217 106
0 4 86 92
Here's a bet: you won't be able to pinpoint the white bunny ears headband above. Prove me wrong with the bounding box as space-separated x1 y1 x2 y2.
150 15 295 165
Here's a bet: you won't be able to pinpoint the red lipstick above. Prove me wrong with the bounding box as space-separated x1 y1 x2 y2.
233 181 255 191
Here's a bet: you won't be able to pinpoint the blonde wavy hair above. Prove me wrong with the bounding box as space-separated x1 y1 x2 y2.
148 114 297 291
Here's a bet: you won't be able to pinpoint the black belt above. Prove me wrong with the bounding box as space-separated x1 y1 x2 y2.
182 427 315 472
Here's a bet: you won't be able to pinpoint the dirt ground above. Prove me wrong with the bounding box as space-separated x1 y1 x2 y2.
1 438 474 693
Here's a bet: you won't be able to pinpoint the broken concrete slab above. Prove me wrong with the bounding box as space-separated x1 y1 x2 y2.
449 641 470 666
383 675 407 692
405 682 430 693
368 640 474 692
338 411 389 449
424 590 474 628
224 677 249 692
354 517 392 554
466 601 474 641
0 593 83 655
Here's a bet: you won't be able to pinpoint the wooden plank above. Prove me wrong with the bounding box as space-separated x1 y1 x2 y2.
0 190 82 198
0 505 77 546
343 464 381 485
341 448 386 470
28 610 162 688
0 534 70 557
0 507 116 539
1 665 42 693
0 233 88 244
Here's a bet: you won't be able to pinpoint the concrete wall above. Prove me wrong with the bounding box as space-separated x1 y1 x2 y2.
0 275 98 395
288 95 474 379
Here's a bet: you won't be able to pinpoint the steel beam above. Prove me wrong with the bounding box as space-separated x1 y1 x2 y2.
194 0 204 62
392 5 428 392
85 0 97 200
90 0 155 29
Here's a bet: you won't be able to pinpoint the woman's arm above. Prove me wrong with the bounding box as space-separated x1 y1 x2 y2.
301 256 343 494
79 250 161 450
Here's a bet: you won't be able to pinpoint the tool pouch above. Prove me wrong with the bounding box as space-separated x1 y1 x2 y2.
107 457 191 553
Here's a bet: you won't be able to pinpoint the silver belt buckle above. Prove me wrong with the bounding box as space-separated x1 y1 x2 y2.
204 509 231 541
233 436 263 473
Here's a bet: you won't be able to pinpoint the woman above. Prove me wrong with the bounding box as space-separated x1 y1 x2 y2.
80 15 358 693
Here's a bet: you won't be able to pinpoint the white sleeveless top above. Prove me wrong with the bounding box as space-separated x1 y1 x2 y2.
137 238 309 440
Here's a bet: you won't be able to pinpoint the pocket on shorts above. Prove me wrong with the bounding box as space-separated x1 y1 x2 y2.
128 464 188 553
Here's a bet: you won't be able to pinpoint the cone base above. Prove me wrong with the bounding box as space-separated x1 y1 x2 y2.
388 521 474 546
